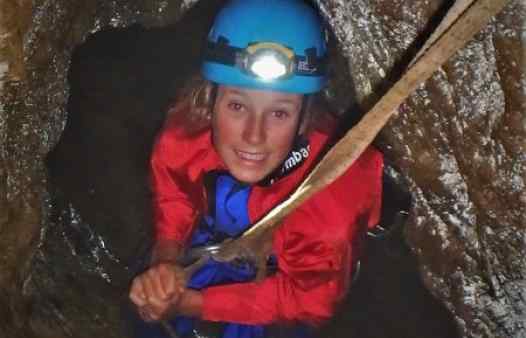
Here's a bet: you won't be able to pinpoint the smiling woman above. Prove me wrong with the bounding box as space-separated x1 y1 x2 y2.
212 86 303 184
127 0 383 337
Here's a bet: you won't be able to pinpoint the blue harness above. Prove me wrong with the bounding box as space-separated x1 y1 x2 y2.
173 173 313 338
174 173 262 338
131 172 313 338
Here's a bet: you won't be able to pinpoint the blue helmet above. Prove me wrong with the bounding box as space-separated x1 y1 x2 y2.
202 0 328 94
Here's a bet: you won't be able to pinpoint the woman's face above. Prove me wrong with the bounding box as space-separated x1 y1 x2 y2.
212 85 303 184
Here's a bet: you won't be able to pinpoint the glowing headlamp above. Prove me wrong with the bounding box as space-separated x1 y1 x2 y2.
204 37 326 82
243 42 295 80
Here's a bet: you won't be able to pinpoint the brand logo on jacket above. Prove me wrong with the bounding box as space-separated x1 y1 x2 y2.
260 136 310 186
283 145 310 173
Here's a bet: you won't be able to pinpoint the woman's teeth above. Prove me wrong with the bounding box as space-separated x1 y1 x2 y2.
237 150 265 161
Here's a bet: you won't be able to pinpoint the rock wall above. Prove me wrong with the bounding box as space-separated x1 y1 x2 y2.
0 0 524 337
317 1 525 337
0 2 200 337
318 1 526 337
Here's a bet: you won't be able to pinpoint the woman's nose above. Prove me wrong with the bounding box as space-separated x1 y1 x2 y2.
242 114 266 145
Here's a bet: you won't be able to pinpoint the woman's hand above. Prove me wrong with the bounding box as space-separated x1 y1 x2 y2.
129 262 187 321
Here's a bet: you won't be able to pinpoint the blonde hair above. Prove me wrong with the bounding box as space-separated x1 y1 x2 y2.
166 75 334 136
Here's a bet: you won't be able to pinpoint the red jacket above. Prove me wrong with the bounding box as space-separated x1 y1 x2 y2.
150 114 383 326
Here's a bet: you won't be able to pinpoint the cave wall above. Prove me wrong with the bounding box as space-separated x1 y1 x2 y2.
0 2 198 337
0 0 524 338
317 1 526 337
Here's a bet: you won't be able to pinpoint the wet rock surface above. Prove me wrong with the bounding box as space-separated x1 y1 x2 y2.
0 0 524 337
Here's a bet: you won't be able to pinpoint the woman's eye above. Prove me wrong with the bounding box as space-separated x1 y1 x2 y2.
272 110 289 119
227 102 244 111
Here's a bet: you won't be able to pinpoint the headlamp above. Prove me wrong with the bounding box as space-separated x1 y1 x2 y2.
243 42 295 80
204 37 326 82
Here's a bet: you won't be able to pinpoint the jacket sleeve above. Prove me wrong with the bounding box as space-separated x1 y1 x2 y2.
150 128 202 244
201 148 384 326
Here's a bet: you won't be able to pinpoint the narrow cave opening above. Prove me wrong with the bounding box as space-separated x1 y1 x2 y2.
43 1 459 338
47 1 226 266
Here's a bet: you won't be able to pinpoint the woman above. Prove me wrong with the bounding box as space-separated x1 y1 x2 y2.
129 0 383 337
